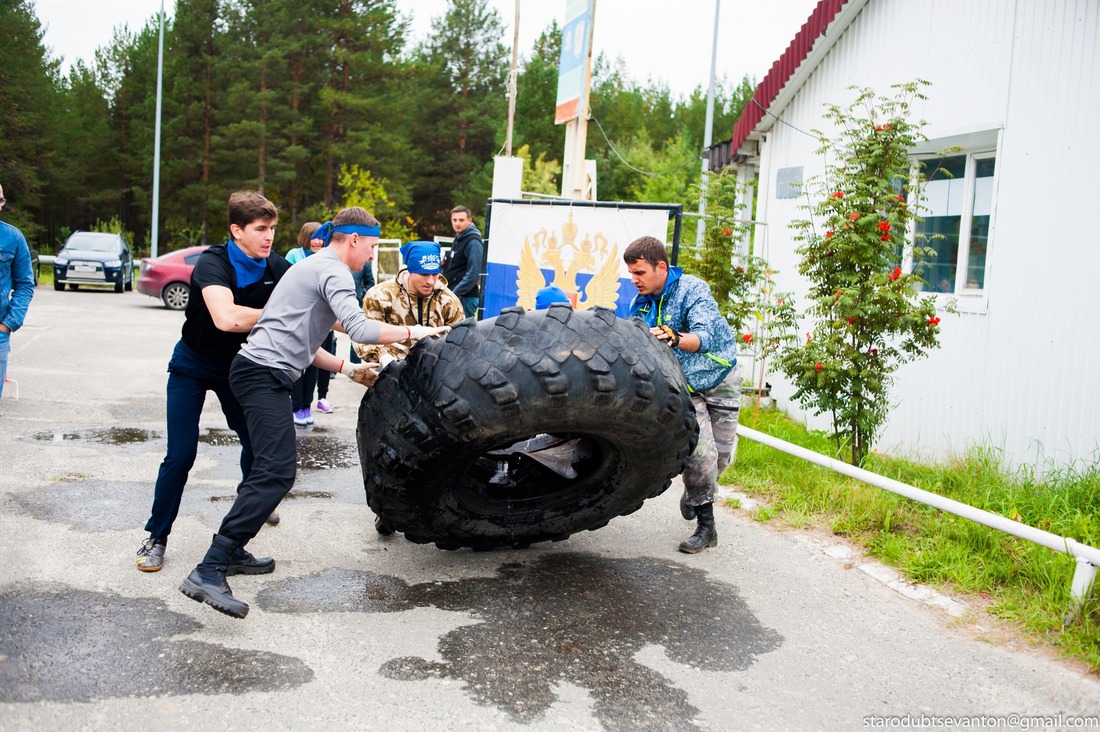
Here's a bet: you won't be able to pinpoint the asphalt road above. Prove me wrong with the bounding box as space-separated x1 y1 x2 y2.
2 286 1098 731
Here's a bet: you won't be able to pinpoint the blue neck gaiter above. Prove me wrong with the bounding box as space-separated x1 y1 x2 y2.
226 240 267 287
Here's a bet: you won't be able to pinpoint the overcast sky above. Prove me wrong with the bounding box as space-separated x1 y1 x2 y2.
33 0 820 98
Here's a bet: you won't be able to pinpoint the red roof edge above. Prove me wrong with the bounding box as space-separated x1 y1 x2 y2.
728 0 848 155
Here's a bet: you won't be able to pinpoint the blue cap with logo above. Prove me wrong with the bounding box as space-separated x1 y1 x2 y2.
400 241 443 274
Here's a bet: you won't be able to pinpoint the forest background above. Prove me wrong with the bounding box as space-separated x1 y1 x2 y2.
2 0 757 254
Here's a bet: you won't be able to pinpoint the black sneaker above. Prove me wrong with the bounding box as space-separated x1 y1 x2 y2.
136 537 166 572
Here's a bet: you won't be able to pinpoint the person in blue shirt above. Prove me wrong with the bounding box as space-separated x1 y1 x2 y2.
0 183 35 412
286 222 337 423
624 235 741 554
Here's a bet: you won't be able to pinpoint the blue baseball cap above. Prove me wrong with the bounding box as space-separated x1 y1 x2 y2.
535 285 572 310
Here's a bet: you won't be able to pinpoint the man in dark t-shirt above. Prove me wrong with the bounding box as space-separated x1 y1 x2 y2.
135 191 290 573
440 205 483 318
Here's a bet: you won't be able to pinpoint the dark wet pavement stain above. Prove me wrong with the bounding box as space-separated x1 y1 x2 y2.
11 480 168 532
197 427 241 447
202 426 358 470
209 490 335 502
10 478 349 532
294 432 357 471
29 426 162 445
258 552 782 730
12 423 360 531
0 585 313 702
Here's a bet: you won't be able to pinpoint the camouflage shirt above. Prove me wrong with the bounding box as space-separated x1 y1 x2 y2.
353 270 465 363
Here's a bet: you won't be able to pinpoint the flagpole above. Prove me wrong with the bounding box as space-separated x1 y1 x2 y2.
151 0 165 258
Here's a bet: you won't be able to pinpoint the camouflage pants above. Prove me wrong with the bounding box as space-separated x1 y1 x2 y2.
681 365 741 507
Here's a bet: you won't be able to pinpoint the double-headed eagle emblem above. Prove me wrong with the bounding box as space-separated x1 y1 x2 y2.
515 212 621 310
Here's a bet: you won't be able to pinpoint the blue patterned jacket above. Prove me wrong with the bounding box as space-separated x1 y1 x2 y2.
628 267 737 392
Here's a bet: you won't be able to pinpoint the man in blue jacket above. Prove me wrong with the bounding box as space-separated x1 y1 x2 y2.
441 205 482 318
625 235 741 554
0 183 35 411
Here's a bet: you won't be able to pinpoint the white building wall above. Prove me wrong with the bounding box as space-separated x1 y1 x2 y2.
753 0 1100 470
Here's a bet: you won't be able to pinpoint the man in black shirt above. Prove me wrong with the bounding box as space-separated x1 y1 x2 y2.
135 191 290 573
440 205 483 318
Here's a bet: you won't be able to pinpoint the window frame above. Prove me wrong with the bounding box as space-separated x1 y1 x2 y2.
904 132 1000 314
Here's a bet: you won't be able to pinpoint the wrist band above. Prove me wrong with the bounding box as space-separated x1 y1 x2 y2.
339 359 345 373
406 325 412 341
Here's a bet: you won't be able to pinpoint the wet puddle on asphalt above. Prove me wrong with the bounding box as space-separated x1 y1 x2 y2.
0 585 313 702
209 490 335 502
26 425 357 473
257 552 783 729
293 433 357 471
0 556 780 722
30 427 162 445
201 426 357 471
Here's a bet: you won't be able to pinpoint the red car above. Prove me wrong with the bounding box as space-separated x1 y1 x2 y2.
137 246 208 311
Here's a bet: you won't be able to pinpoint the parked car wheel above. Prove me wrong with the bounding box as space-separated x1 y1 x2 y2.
356 306 698 550
54 280 63 292
161 282 190 311
114 275 124 293
137 246 207 310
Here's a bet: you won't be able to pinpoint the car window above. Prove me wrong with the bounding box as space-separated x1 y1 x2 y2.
184 252 203 265
65 234 121 253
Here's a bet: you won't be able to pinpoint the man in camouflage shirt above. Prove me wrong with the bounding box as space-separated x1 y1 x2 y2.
354 241 465 534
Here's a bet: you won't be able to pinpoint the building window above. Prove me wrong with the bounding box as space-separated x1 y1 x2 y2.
912 151 996 295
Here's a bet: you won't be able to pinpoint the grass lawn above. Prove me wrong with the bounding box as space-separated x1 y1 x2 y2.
730 406 1100 671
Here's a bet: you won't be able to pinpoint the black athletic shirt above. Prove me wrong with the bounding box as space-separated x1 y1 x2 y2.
180 243 291 365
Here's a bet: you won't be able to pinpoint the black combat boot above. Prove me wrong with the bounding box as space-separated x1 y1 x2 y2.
678 503 718 554
179 534 250 618
227 546 275 575
679 493 697 520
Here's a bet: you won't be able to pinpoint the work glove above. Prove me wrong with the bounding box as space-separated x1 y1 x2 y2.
653 324 681 348
408 324 451 341
379 352 396 370
340 360 380 387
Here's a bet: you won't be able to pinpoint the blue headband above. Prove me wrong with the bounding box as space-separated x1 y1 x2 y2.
313 221 382 246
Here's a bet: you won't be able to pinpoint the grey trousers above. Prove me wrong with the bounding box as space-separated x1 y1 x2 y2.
681 364 741 507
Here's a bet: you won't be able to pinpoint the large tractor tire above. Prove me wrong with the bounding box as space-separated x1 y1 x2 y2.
356 305 698 550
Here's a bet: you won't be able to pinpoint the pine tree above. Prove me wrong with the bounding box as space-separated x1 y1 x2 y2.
0 0 60 240
408 0 508 232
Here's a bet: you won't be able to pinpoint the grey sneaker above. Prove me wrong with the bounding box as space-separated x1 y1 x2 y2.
136 537 166 572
